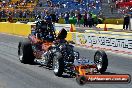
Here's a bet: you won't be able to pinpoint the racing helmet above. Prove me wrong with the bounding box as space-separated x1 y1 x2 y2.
57 28 67 40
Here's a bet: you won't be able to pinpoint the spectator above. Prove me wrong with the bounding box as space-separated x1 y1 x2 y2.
22 11 26 18
55 13 59 23
87 13 93 28
64 12 69 24
45 11 52 22
77 11 82 27
110 4 114 14
7 13 13 23
50 12 57 23
70 10 75 18
83 11 88 27
123 14 130 30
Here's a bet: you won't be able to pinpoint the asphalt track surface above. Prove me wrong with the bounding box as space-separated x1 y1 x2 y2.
0 33 132 88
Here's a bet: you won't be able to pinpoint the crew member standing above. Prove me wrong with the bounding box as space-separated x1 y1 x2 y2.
123 14 130 30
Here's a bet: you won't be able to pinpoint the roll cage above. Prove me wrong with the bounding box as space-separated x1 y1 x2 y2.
34 20 57 42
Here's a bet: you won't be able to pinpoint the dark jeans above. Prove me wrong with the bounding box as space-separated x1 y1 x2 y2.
77 19 81 27
123 22 129 30
65 19 69 24
84 19 88 27
88 21 92 28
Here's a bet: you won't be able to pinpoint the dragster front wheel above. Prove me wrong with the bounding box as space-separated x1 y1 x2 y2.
94 50 108 74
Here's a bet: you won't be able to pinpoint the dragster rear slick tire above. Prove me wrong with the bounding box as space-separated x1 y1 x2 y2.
18 39 35 64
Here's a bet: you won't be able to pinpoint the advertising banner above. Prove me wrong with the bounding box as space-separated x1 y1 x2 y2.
76 33 88 46
76 32 132 53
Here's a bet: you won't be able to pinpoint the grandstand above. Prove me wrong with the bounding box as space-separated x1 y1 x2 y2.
0 0 131 20
0 0 37 11
36 0 102 15
35 0 129 18
116 0 132 14
102 0 132 18
0 0 37 18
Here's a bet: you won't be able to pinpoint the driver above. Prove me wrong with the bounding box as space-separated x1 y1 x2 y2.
53 28 68 44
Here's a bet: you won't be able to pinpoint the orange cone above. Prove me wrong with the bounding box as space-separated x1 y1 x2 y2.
70 24 73 32
104 23 107 31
